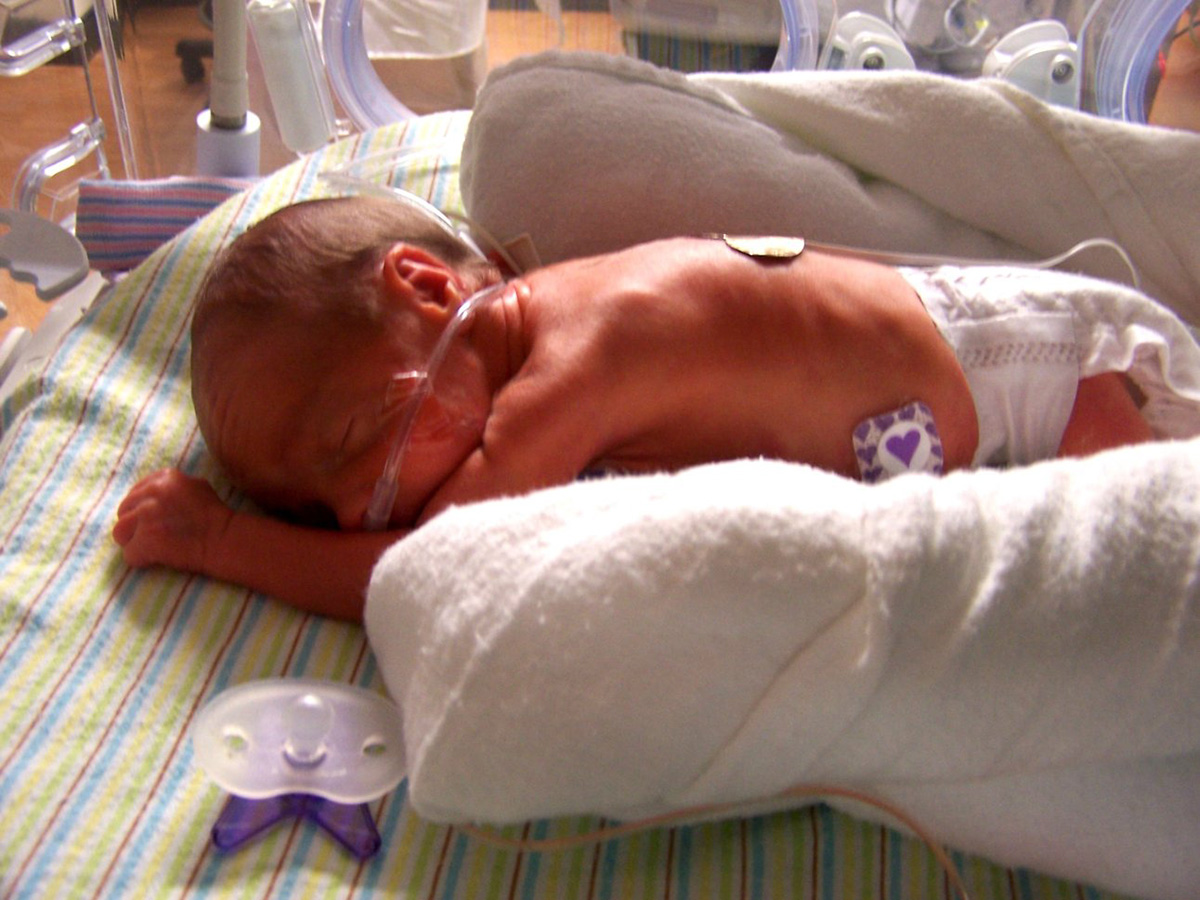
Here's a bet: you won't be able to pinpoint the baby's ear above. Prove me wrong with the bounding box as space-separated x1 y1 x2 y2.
380 243 463 320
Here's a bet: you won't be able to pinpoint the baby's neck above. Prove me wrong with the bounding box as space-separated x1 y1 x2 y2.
468 280 529 397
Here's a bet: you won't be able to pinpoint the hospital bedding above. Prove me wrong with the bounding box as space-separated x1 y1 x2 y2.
0 74 1185 900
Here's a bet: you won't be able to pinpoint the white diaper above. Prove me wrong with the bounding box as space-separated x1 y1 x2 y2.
899 266 1200 468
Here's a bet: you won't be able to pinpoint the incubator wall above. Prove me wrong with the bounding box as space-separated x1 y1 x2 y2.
320 0 819 132
0 0 1193 218
1 0 108 217
318 0 1193 136
0 0 296 215
2 0 804 216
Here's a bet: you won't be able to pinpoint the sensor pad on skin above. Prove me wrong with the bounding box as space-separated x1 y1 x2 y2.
853 400 944 482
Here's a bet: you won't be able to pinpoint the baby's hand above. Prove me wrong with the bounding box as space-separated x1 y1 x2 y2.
112 469 234 575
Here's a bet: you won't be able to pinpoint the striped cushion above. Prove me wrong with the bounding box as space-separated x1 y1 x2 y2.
0 112 1136 899
75 177 257 272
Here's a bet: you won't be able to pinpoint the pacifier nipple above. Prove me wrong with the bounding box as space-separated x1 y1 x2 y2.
283 692 334 768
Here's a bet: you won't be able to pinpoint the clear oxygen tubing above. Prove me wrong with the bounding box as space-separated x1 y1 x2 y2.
319 168 525 528
362 279 510 531
320 164 523 273
1080 0 1191 122
346 179 521 532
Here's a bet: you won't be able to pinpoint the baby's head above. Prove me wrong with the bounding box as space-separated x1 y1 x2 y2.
191 195 502 529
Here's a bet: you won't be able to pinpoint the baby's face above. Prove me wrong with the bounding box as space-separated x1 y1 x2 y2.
199 318 485 530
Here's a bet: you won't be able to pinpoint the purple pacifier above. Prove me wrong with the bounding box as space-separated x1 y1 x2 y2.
192 679 405 859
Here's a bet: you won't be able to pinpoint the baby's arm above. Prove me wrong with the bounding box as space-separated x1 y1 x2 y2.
113 469 396 622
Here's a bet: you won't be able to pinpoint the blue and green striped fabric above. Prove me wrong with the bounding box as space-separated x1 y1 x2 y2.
0 112 1137 900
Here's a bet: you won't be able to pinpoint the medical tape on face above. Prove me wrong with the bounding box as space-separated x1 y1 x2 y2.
853 400 944 483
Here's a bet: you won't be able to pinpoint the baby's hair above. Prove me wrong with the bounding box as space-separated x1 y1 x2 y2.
193 195 492 339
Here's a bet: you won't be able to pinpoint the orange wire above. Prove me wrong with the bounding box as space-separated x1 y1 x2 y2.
458 784 972 900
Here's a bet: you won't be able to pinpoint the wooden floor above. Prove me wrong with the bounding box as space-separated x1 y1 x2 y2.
0 6 624 339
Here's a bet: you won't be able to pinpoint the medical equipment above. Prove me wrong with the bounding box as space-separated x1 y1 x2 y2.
295 0 1192 142
980 18 1080 109
192 679 405 858
852 400 944 481
1 0 112 216
1 5 1196 897
0 207 92 397
1080 0 1195 121
246 0 337 154
0 208 88 300
888 0 1059 68
1 0 1184 224
195 0 262 176
815 0 1192 115
819 11 916 70
820 8 1081 112
309 168 522 532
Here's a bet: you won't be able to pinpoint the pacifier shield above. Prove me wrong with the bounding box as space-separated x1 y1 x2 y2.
192 678 405 804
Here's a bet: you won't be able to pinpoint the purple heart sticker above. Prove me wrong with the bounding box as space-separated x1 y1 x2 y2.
885 429 921 468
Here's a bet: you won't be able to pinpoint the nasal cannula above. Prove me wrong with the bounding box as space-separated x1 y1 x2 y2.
324 177 520 532
361 279 510 531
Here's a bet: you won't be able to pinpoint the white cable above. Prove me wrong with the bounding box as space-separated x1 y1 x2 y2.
808 236 1141 290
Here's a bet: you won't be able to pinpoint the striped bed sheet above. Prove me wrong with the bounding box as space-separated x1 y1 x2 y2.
74 177 257 273
0 112 1138 900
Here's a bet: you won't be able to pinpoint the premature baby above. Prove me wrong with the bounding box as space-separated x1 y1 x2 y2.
113 196 1200 620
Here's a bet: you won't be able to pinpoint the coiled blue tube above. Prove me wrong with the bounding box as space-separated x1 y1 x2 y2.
322 0 415 131
776 0 819 71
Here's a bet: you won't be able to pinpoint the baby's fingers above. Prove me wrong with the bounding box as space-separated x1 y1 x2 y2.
117 468 178 513
111 510 136 547
112 468 213 567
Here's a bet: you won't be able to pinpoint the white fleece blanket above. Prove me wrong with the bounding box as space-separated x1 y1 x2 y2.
365 55 1200 900
460 52 1200 319
368 450 1200 900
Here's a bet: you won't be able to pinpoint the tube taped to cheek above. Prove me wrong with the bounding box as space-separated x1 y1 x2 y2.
853 400 944 483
